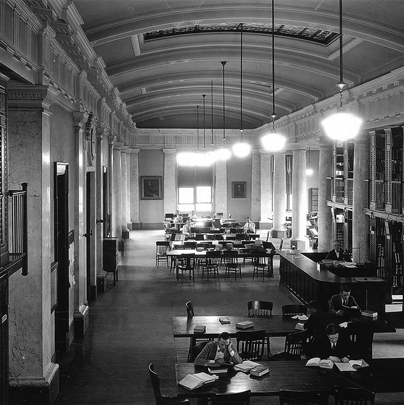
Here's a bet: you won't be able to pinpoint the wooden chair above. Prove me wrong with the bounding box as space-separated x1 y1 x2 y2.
346 322 375 362
251 251 269 281
201 251 221 281
247 300 273 317
223 251 242 280
279 389 329 405
148 363 190 405
211 390 251 404
270 331 307 361
282 304 308 317
183 241 196 249
155 241 170 268
236 330 267 361
176 253 196 282
333 386 375 405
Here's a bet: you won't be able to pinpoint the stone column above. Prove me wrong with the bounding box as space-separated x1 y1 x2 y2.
96 127 105 276
352 133 370 263
120 149 129 238
291 148 308 250
73 111 90 336
108 135 115 236
130 149 140 229
215 159 228 218
271 153 287 238
259 151 273 229
251 150 261 224
163 149 177 214
7 85 59 396
318 140 333 250
112 142 123 239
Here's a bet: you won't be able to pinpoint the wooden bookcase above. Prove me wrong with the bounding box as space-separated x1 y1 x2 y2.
369 126 404 297
328 142 354 252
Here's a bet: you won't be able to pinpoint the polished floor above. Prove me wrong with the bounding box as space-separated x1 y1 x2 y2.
54 230 404 405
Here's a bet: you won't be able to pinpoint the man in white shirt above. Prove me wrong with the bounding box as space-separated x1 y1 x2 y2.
243 217 256 234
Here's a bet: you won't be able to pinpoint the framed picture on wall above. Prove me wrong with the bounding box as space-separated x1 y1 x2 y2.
232 181 246 198
141 176 162 200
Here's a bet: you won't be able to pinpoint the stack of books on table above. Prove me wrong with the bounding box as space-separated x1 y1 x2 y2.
234 361 269 377
178 372 218 390
219 317 231 324
235 321 254 330
193 325 206 334
361 310 378 319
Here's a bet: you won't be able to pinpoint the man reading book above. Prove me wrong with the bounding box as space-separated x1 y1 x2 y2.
329 284 360 319
312 323 355 363
194 332 242 367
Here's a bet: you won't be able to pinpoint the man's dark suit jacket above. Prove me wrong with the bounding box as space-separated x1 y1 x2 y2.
325 249 351 261
329 294 360 316
312 333 355 360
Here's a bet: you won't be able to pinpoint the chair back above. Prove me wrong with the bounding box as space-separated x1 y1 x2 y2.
185 301 194 317
196 242 211 250
195 234 204 240
183 241 196 249
284 331 307 359
247 300 273 317
279 389 329 405
333 386 375 405
236 330 266 361
211 390 251 404
346 322 374 361
262 241 275 251
156 241 169 254
214 234 224 240
148 363 163 404
206 250 222 264
282 304 307 317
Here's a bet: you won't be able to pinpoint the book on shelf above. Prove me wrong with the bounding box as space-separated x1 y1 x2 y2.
235 321 254 330
178 372 218 390
335 359 369 372
305 357 334 369
219 317 231 324
233 360 261 373
250 364 269 377
193 325 206 334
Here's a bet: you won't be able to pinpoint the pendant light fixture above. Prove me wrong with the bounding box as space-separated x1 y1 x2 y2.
216 61 231 161
321 0 362 141
306 147 313 176
261 0 286 152
233 23 251 158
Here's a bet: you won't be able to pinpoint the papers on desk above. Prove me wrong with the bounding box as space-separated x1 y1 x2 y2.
292 314 308 321
339 322 349 328
335 359 369 372
178 372 218 390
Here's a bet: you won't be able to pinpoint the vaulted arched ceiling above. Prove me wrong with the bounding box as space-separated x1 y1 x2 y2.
73 0 404 129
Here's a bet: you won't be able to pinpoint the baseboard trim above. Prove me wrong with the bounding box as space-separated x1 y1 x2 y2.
9 363 59 405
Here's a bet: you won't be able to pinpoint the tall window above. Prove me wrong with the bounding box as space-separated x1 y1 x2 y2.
178 163 213 214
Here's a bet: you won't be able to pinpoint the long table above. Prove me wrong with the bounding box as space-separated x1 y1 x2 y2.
172 315 299 338
176 359 404 398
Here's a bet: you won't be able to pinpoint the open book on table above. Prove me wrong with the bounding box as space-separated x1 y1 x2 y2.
305 357 334 369
335 359 369 372
291 314 308 321
234 360 261 373
178 372 219 390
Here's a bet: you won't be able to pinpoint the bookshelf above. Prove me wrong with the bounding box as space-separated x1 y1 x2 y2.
369 126 404 297
308 188 318 213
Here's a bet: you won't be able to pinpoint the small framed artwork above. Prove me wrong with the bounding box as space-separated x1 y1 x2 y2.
141 176 162 200
232 181 246 198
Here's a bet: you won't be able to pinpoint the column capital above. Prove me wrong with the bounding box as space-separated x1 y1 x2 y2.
108 135 116 145
128 148 140 155
163 148 177 155
7 84 59 111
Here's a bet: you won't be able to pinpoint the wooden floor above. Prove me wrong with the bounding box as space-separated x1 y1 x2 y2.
52 230 404 405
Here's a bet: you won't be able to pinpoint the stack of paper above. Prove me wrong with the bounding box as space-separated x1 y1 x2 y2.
178 372 218 390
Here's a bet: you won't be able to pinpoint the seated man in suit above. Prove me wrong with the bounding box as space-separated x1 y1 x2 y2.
325 240 351 262
305 300 333 339
329 284 360 319
194 332 242 367
312 323 355 363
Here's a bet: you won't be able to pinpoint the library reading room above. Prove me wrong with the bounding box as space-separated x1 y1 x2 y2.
1 0 404 404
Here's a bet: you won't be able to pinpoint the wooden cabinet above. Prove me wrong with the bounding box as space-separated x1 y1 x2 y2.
103 237 119 285
369 127 404 297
